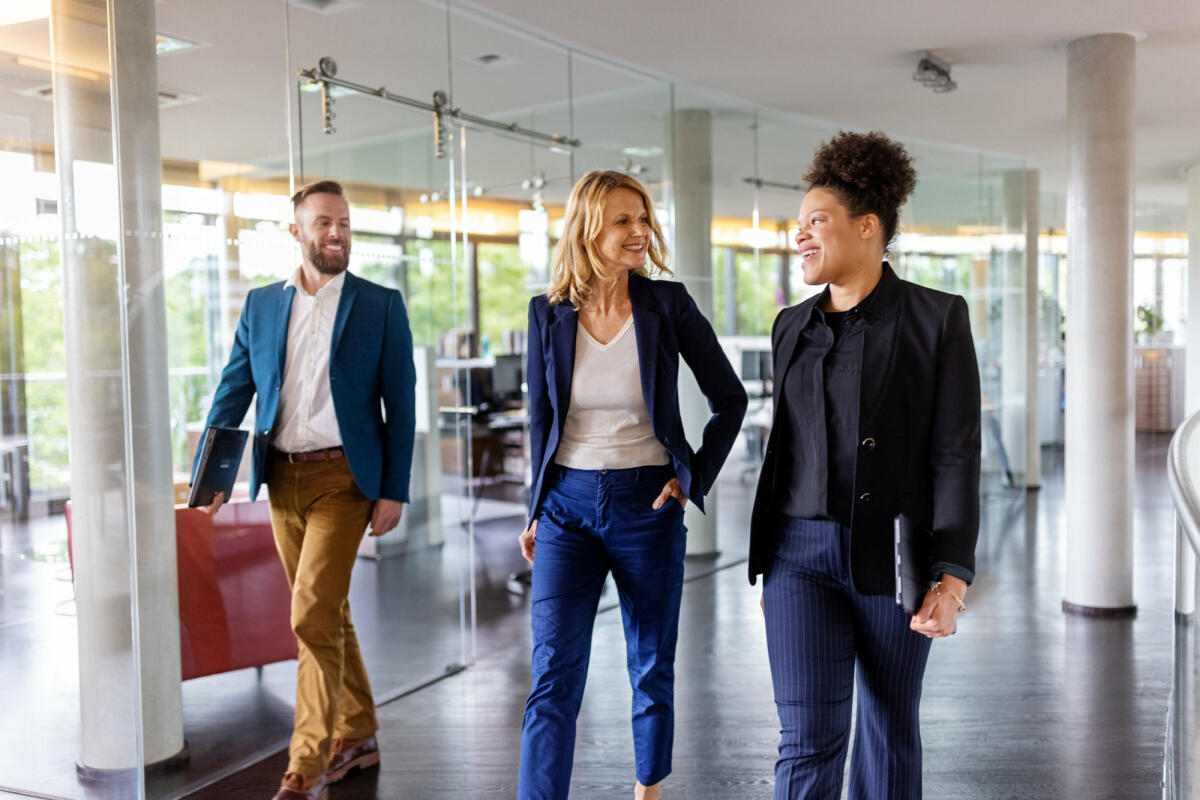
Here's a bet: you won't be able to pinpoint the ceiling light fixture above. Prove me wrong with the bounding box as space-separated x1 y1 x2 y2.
521 171 546 192
156 33 201 56
619 156 647 176
913 50 956 93
15 55 100 81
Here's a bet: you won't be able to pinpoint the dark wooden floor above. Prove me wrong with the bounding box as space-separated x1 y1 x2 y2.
0 436 1177 799
184 437 1175 800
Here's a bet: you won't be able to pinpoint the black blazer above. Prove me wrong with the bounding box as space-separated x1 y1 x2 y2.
748 263 981 594
526 272 748 526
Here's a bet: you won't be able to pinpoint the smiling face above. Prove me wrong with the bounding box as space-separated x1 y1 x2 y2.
794 186 881 286
593 187 650 274
291 191 351 275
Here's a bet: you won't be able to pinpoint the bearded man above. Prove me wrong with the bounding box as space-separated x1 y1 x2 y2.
194 180 415 799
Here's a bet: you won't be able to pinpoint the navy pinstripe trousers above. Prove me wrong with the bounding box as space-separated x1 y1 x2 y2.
763 517 931 800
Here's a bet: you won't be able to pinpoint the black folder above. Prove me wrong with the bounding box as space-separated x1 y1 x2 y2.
894 513 933 614
187 426 249 508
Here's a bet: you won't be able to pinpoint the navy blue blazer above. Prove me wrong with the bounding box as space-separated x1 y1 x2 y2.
748 263 981 594
525 272 747 525
192 271 416 503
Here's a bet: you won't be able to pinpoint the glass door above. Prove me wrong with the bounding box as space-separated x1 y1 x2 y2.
286 0 476 704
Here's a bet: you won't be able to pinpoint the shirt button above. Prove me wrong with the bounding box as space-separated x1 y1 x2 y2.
861 437 876 450
858 492 871 503
662 436 670 446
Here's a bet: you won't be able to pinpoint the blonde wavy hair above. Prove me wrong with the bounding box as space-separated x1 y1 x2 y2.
546 170 671 307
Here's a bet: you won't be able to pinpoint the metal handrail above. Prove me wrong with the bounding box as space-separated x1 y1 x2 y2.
1166 409 1200 800
1169 410 1200 561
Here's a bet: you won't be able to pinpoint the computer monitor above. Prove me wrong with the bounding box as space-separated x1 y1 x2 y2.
741 349 772 382
492 354 524 401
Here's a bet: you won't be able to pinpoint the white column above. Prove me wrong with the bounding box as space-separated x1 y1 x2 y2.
1177 163 1200 617
1063 33 1137 614
1001 171 1028 485
1186 164 1200 412
670 108 719 556
52 0 186 777
1024 171 1042 488
1001 169 1042 488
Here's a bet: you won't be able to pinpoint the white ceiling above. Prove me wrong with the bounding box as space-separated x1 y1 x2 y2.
1 0 1195 231
456 0 1200 222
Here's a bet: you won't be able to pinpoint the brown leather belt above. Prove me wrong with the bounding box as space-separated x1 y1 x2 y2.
273 446 345 463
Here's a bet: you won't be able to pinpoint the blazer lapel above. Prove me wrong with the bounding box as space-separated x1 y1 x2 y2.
548 302 577 428
629 275 660 421
771 293 822 410
275 282 295 379
330 272 358 360
858 265 903 427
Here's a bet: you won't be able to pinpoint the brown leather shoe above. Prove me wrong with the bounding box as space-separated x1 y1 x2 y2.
326 735 380 783
271 771 329 800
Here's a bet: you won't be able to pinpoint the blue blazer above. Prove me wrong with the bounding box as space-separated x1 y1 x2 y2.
525 272 747 525
193 271 416 503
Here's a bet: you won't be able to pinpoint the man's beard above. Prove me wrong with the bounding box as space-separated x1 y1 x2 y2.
305 239 350 275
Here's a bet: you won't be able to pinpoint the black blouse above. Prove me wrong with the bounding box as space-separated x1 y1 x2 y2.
777 306 865 526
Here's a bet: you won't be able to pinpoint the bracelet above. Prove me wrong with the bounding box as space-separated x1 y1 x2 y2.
934 580 966 612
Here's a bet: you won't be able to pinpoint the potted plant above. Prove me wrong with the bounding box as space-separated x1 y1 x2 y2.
1136 303 1165 344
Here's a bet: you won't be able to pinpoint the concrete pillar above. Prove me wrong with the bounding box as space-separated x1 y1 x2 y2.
1186 164 1200 413
1000 171 1028 485
723 247 737 335
670 108 718 556
778 250 791 308
1177 162 1200 616
51 0 186 779
1001 169 1042 488
1063 33 1137 614
1024 172 1042 488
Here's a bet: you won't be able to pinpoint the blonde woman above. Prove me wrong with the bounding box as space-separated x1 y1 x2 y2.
516 170 746 799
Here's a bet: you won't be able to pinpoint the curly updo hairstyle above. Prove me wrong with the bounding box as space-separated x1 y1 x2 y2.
803 130 917 250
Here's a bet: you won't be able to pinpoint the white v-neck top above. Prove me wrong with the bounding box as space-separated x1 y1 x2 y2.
555 316 670 470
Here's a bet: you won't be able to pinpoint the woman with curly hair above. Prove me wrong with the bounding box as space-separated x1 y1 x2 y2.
748 131 981 799
517 170 746 800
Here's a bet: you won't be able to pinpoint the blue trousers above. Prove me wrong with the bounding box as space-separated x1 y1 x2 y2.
518 464 686 800
763 517 932 800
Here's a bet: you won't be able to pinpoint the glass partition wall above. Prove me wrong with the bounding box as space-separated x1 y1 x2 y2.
0 1 1037 796
283 0 675 783
0 1 668 797
702 105 1033 500
1 2 160 798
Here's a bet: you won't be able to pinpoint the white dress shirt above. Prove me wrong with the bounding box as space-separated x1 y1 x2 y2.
273 268 345 453
554 316 669 470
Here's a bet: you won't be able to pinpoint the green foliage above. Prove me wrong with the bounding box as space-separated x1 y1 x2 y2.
18 239 68 491
404 238 468 349
1136 303 1164 336
477 243 536 353
17 240 65 373
711 246 784 336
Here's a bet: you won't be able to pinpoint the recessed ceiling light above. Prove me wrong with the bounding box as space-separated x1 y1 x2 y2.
156 33 201 56
14 55 99 80
622 145 663 158
299 83 354 98
460 52 517 69
18 84 200 109
289 0 361 15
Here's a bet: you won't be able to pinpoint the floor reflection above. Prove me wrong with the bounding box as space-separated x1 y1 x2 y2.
0 436 1180 799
